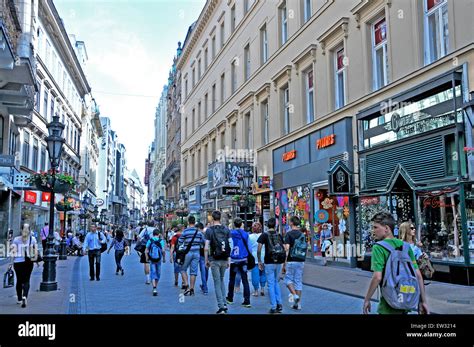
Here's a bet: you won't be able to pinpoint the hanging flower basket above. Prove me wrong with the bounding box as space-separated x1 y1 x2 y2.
55 198 74 212
232 195 256 207
27 171 76 193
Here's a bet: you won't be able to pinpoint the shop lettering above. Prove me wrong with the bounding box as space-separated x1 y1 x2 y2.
423 197 453 209
283 150 296 162
317 134 336 149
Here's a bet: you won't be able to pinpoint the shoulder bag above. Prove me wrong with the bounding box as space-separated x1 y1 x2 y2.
239 230 256 270
176 229 199 265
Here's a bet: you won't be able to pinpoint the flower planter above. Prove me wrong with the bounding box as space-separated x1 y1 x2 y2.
55 203 73 212
33 178 73 193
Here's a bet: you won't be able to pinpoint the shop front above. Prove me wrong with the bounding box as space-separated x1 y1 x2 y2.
273 117 357 266
252 176 273 232
356 68 474 284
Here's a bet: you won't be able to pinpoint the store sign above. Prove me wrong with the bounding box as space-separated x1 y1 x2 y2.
97 198 104 206
283 150 296 162
42 192 51 202
222 187 241 195
317 134 336 149
360 197 380 205
328 161 354 195
0 155 15 167
258 176 271 189
189 187 197 202
25 191 37 204
207 189 218 199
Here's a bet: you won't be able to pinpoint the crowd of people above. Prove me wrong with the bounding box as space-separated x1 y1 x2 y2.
6 210 432 315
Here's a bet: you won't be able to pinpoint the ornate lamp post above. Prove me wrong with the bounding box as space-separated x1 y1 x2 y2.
40 115 65 292
92 205 99 225
81 195 91 233
238 166 254 232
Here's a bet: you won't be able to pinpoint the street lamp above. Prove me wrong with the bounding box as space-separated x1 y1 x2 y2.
81 195 91 233
238 166 254 232
40 115 65 292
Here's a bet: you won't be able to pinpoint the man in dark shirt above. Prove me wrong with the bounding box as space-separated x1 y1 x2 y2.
257 217 285 314
283 216 306 310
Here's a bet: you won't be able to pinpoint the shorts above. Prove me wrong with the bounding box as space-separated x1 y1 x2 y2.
140 252 149 264
284 261 305 291
173 253 181 274
181 250 200 276
150 261 162 281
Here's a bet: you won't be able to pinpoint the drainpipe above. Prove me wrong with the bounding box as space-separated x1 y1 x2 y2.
15 0 32 60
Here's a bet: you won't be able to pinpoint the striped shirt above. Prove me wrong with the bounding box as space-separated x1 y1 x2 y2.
178 227 205 252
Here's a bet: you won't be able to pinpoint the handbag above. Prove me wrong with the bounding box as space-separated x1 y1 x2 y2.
417 253 435 279
99 232 107 253
3 265 14 288
176 229 199 266
239 230 256 270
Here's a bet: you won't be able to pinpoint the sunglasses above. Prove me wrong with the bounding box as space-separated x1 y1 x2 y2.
410 226 415 230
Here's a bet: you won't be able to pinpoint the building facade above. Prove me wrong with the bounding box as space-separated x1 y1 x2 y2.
178 0 474 282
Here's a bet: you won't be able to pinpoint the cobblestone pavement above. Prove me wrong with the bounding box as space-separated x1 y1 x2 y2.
1 247 378 314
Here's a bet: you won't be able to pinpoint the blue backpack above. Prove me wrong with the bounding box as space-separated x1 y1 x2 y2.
148 239 163 263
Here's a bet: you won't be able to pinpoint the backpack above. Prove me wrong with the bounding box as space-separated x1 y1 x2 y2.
210 225 231 260
267 231 286 264
148 239 163 263
290 232 307 261
376 240 420 311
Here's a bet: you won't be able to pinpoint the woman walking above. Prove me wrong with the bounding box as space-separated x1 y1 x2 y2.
249 222 266 296
107 229 129 275
398 222 423 260
10 224 39 308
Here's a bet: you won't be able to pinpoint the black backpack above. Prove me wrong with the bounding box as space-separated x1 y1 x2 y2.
210 225 231 260
267 231 286 264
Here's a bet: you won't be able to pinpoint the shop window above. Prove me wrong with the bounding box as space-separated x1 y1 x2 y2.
274 185 311 235
358 195 391 252
466 196 474 264
313 189 351 259
444 133 458 177
417 188 464 263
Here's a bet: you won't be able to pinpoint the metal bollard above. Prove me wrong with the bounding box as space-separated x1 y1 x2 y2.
58 238 67 260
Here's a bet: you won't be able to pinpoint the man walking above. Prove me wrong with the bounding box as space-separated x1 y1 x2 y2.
169 225 184 287
226 218 251 308
138 221 155 284
283 216 307 310
196 222 209 295
40 223 49 253
83 225 107 281
258 217 285 314
205 210 232 314
179 216 205 296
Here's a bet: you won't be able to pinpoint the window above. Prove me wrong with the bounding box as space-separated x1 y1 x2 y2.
212 138 216 161
192 67 196 87
244 44 251 81
52 52 57 79
45 40 51 68
204 47 209 70
282 87 290 135
220 73 225 105
37 28 43 56
185 117 188 139
22 132 30 167
220 20 225 48
35 82 41 112
184 159 187 184
231 59 237 94
305 70 315 123
335 47 346 109
192 108 195 133
204 144 208 171
303 0 312 23
43 90 49 119
372 17 389 90
198 102 202 126
280 2 288 46
424 0 449 64
9 130 17 157
204 93 209 119
32 138 39 171
40 145 46 172
185 79 188 99
244 0 250 14
262 100 269 145
260 24 268 65
212 84 216 113
50 99 55 122
198 58 202 79
231 5 236 33
212 36 216 59
244 112 251 149
231 123 237 149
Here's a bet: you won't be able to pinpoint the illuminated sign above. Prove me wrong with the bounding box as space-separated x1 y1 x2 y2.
317 134 336 149
282 150 296 162
25 191 37 204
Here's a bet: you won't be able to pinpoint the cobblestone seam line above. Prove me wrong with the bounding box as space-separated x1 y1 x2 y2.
68 257 82 314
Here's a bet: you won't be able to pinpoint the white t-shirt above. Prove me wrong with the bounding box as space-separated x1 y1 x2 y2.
11 236 38 263
139 227 154 240
248 233 264 260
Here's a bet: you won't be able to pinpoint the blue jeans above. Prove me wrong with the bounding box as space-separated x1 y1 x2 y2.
199 256 209 293
251 266 267 292
265 264 282 310
181 250 200 276
150 261 162 282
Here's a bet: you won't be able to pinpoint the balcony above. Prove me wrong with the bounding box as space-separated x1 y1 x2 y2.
162 160 180 184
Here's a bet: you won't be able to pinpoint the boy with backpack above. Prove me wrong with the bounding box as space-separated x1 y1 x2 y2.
257 217 286 314
283 216 307 310
145 229 164 296
363 212 429 315
205 210 233 314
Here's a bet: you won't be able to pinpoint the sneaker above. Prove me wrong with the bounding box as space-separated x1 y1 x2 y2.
96 277 100 281
203 291 209 296
146 280 151 285
174 281 178 287
181 284 189 290
116 271 119 275
241 302 252 308
216 308 227 314
260 290 265 296
269 308 278 314
121 269 124 276
153 289 158 296
223 305 228 311
226 297 234 305
16 299 22 305
276 304 283 313
288 293 294 303
21 297 27 308
184 288 195 296
90 278 95 281
292 304 301 310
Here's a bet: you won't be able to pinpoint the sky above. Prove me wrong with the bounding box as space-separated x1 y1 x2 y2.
54 0 206 182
